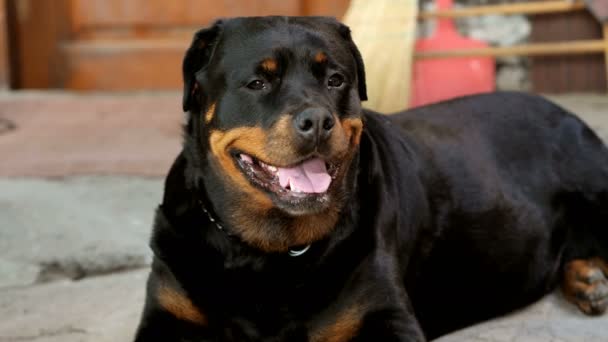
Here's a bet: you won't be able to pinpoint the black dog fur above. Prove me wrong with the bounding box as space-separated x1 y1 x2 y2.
134 16 608 341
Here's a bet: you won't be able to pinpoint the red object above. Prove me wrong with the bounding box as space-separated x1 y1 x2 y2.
411 0 495 108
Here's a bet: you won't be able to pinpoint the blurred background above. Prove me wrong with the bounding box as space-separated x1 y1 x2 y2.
1 1 608 341
1 0 606 94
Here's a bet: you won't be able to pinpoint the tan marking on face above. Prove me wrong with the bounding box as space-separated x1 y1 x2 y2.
209 115 296 167
321 116 363 167
311 305 363 342
157 285 207 325
341 117 363 147
208 127 274 211
264 115 299 165
314 51 328 64
205 103 216 124
261 58 278 73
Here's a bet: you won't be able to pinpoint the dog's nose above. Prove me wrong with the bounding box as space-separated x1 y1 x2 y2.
293 108 335 144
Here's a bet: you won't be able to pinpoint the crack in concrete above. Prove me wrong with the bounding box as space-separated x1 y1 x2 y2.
1 326 87 341
36 259 149 284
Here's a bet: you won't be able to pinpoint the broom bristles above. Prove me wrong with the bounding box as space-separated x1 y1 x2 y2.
343 0 418 113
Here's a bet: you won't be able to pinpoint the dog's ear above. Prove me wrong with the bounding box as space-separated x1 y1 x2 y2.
336 23 367 101
182 21 222 112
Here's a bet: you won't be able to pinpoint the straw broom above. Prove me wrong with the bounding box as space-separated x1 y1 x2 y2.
343 0 419 113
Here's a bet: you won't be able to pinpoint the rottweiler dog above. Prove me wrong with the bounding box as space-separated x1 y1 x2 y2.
134 16 608 341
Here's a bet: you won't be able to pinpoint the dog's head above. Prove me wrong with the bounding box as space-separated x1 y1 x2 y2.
182 16 366 252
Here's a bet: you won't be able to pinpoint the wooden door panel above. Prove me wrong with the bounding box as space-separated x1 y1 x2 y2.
71 0 301 32
530 11 606 93
7 0 71 88
0 0 8 89
64 40 185 90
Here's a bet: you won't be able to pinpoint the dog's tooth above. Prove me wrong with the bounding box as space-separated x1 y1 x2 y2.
261 162 274 173
240 154 253 163
288 179 294 191
267 165 277 173
289 179 301 193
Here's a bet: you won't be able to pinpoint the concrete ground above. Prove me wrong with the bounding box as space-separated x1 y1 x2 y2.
1 91 608 341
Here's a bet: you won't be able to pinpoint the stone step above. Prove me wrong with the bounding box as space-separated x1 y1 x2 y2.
0 269 148 342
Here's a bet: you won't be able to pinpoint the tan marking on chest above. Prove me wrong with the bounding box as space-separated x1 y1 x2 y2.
311 306 363 342
157 285 207 325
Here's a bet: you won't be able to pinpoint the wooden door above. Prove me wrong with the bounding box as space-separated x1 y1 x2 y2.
6 0 349 90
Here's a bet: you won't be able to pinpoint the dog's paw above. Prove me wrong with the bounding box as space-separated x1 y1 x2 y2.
563 258 608 315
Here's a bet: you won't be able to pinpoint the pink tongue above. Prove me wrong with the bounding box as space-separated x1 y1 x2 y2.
277 158 331 193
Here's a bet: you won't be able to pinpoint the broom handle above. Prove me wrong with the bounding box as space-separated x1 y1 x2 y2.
436 0 458 35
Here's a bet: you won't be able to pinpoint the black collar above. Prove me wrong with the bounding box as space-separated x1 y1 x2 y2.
197 199 311 257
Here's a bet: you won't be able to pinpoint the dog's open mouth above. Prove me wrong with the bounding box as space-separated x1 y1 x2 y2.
235 153 339 199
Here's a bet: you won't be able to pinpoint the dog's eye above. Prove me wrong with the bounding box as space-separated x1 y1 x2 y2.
247 80 266 90
327 74 344 88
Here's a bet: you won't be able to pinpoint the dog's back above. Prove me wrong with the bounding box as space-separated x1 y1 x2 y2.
374 92 608 336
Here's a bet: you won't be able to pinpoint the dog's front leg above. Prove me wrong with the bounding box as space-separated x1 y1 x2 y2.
134 260 213 342
310 286 425 342
310 253 426 341
347 255 426 341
